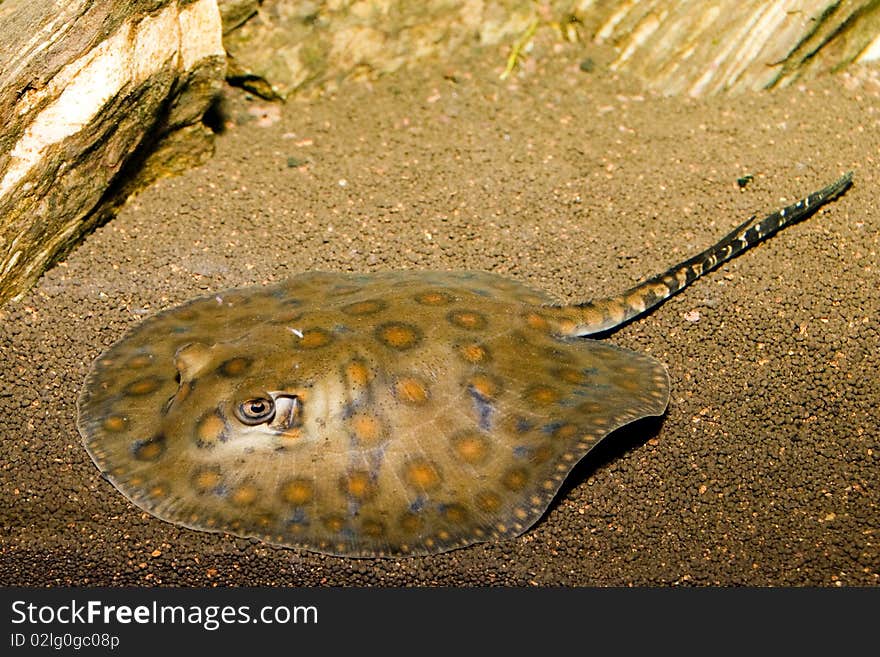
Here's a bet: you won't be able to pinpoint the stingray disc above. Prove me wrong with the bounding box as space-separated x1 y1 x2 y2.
77 271 669 557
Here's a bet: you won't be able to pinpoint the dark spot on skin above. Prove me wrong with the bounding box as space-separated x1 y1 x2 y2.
339 470 377 501
403 459 442 491
551 366 592 385
502 466 529 491
191 466 223 493
450 431 491 465
414 291 454 306
322 514 346 532
279 478 314 506
456 341 491 364
294 328 334 349
440 503 470 523
230 483 260 506
475 490 501 513
361 519 386 537
126 353 153 368
399 511 424 534
101 415 128 432
124 376 162 396
525 384 562 405
551 423 581 440
393 376 430 404
447 309 488 330
375 322 423 350
194 409 228 447
132 434 166 461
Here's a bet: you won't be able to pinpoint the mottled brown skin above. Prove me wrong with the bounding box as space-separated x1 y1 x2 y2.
78 271 668 557
77 173 852 557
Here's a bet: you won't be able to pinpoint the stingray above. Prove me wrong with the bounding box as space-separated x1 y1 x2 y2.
77 172 852 557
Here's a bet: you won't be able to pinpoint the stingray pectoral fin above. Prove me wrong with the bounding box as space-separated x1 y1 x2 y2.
551 171 854 337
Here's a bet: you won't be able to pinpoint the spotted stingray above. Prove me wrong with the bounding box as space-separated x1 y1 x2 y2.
77 172 852 557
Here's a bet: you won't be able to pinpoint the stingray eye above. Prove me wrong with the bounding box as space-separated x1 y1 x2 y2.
234 397 275 425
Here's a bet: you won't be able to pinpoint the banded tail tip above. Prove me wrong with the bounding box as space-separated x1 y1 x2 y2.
549 170 854 338
824 171 854 199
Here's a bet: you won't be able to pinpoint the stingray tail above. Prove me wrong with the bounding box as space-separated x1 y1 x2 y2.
548 171 853 337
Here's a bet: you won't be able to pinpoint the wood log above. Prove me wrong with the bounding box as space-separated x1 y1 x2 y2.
0 0 226 303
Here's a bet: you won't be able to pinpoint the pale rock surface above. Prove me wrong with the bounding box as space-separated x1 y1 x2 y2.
222 1 880 99
0 0 226 303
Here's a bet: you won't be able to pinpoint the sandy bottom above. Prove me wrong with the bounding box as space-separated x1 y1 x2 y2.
1 42 878 586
